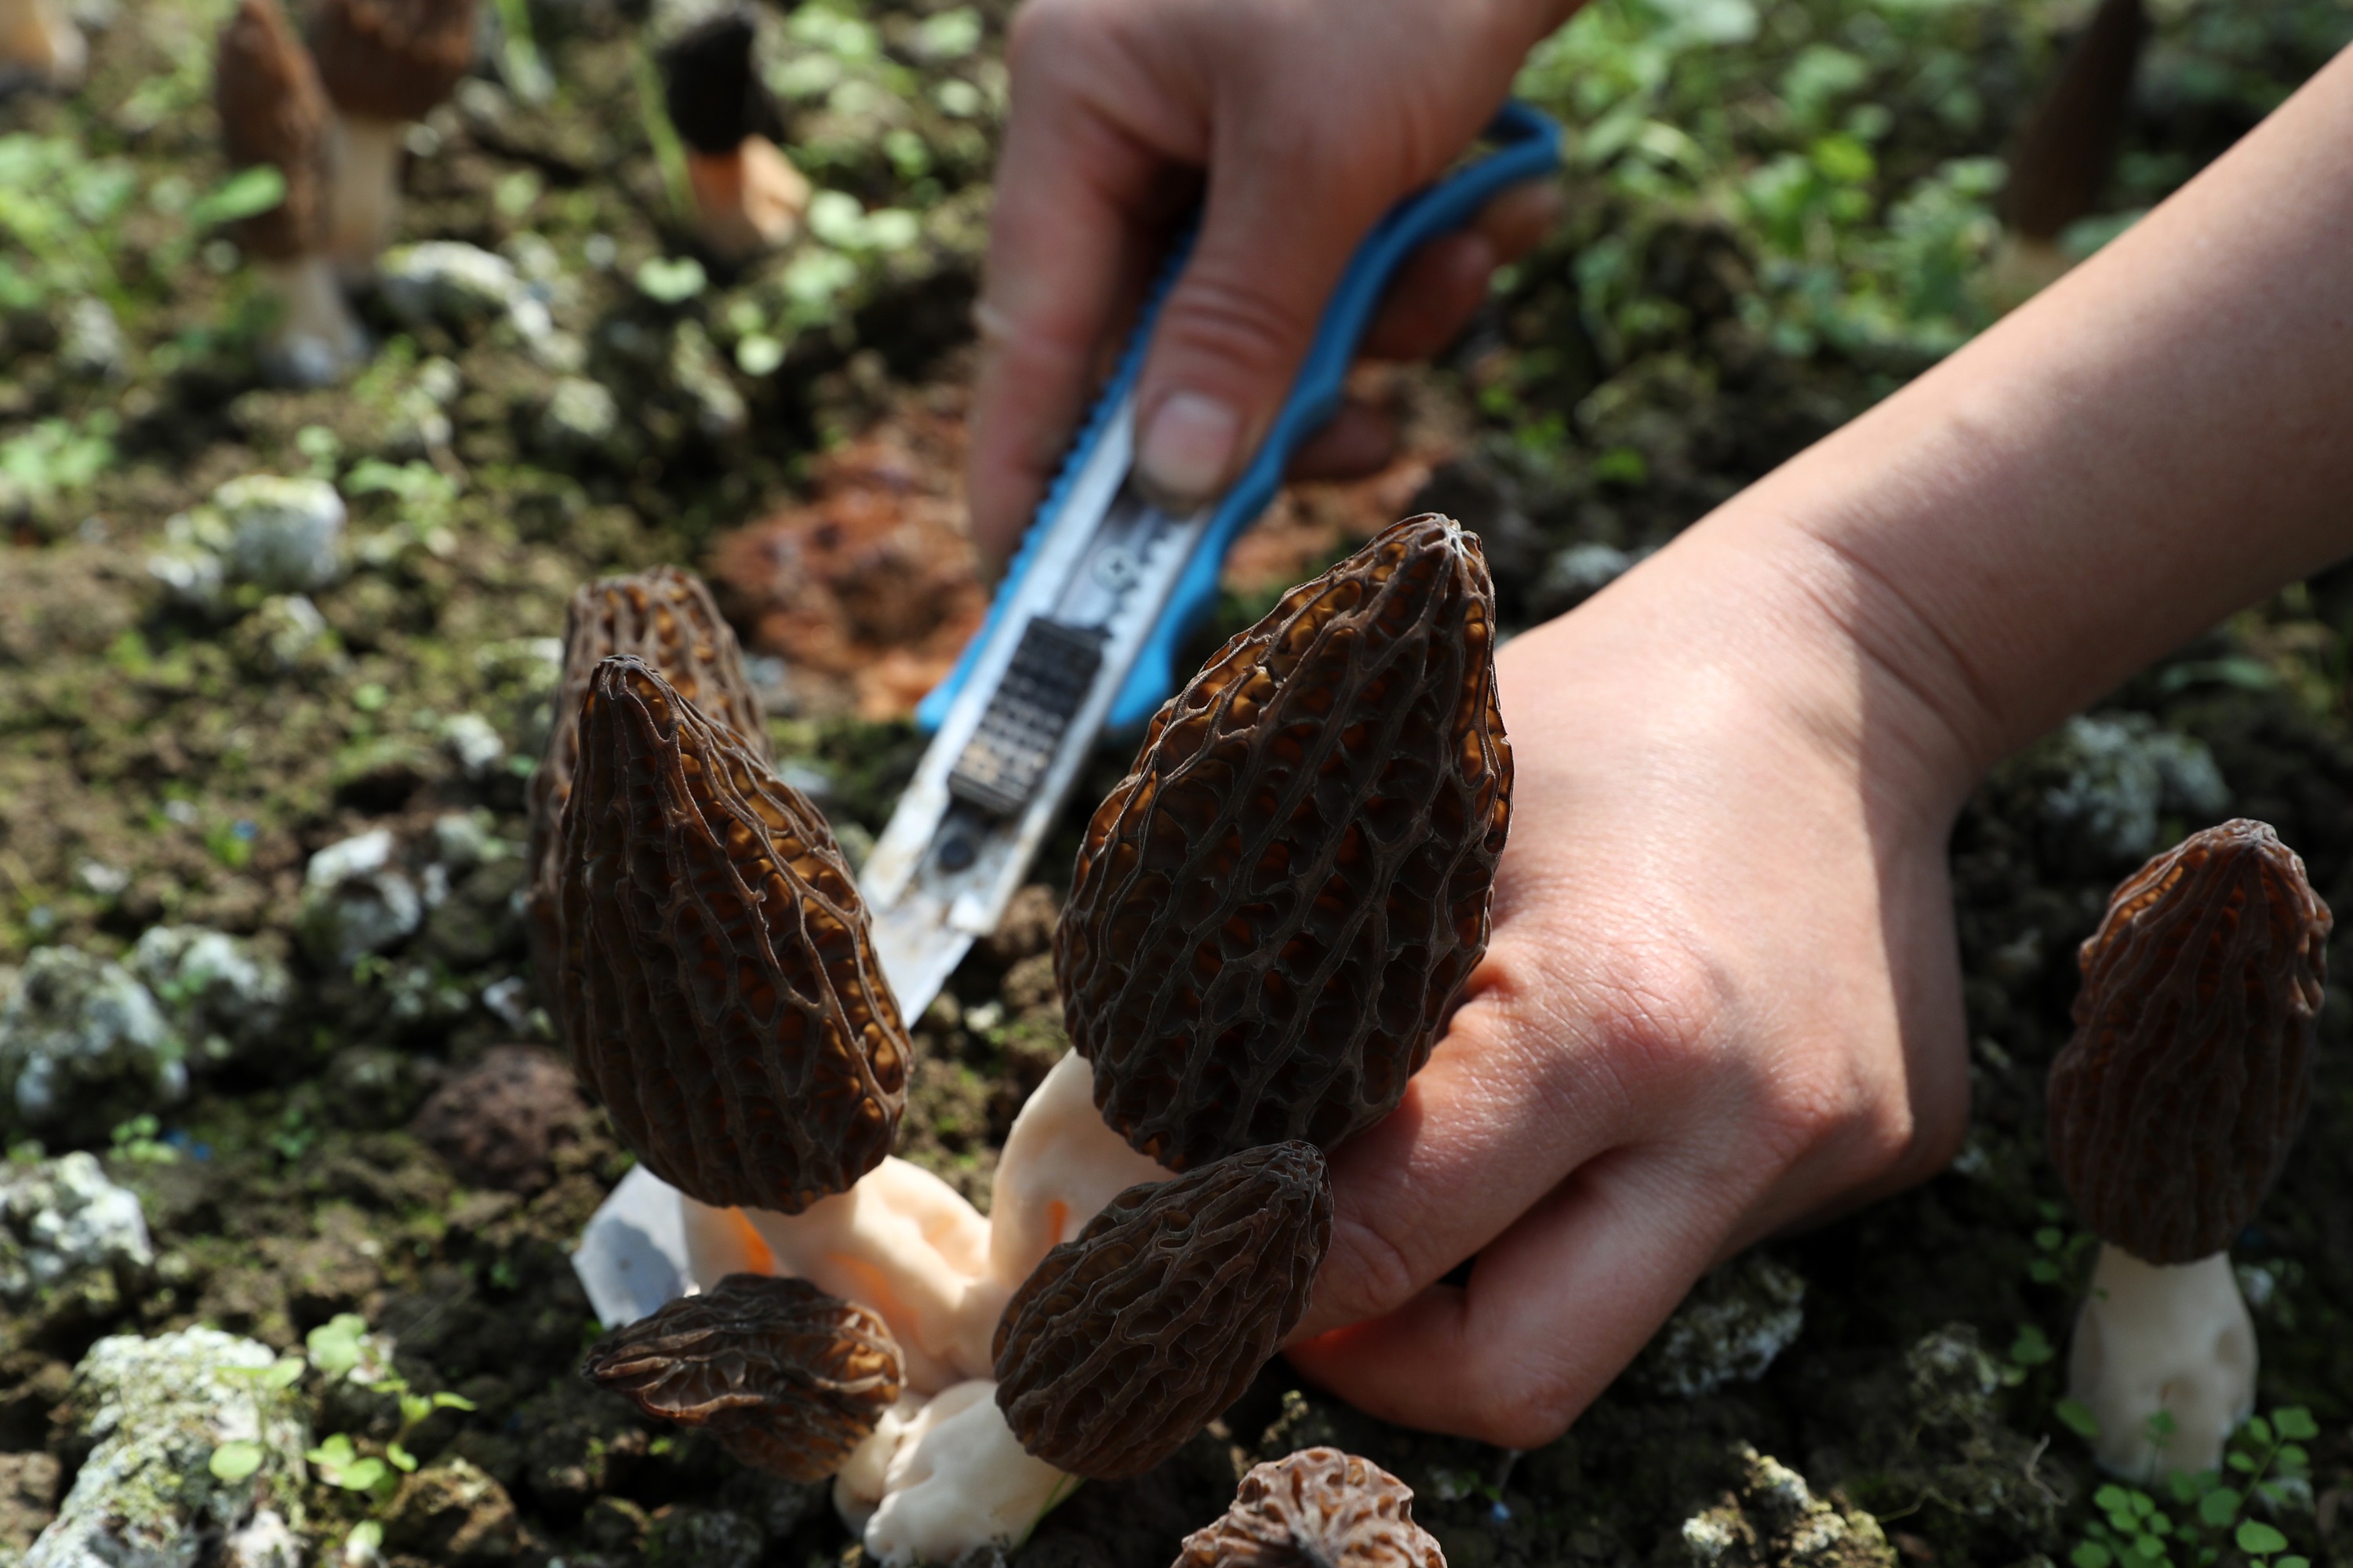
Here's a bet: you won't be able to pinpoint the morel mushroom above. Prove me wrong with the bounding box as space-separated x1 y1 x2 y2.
584 1271 902 1482
994 1140 1333 1479
1058 513 1511 1170
0 0 83 88
2048 818 2329 1476
1176 1447 1445 1568
215 0 368 386
659 9 811 262
986 1049 1172 1296
528 565 771 1013
556 654 907 1213
307 0 477 275
1988 0 2146 306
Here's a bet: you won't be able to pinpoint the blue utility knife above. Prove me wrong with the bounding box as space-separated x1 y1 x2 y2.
858 102 1562 1020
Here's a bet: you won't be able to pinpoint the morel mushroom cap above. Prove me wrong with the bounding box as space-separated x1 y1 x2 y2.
1175 1447 1445 1568
307 0 475 122
2048 818 2330 1264
1058 513 1511 1170
529 566 771 999
583 1271 903 1483
557 655 908 1213
993 1140 1333 1479
214 0 331 264
658 9 778 155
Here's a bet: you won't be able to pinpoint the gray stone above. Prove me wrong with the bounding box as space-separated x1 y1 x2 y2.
2040 713 2229 862
378 242 526 325
1531 541 1646 620
0 1152 152 1304
438 714 506 779
213 475 345 594
1641 1252 1806 1398
232 594 337 675
128 926 292 1070
298 831 423 968
26 1327 307 1568
57 297 125 381
0 948 185 1139
534 377 618 455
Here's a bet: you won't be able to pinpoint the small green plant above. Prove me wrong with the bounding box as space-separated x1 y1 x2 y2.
2064 1406 2319 1568
302 1315 478 1502
108 1115 179 1165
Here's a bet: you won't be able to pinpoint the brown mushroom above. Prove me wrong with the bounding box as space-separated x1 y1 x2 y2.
2046 817 2329 1475
584 1271 903 1482
992 1140 1331 1479
555 654 907 1213
214 0 368 384
1988 0 2147 305
306 0 478 274
659 9 810 262
527 566 771 1018
1057 513 1511 1171
0 0 83 88
1175 1447 1445 1568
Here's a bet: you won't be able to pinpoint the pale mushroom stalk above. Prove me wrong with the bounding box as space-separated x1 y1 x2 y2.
306 0 478 278
660 9 809 261
214 0 368 386
0 0 84 87
320 112 408 274
2046 819 2329 1478
833 1383 1073 1568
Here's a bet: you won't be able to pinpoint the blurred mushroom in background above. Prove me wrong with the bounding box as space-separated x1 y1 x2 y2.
0 0 85 89
307 0 478 276
1988 0 2147 307
215 0 369 385
658 9 810 261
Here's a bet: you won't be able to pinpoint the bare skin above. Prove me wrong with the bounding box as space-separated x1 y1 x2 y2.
973 0 2353 1448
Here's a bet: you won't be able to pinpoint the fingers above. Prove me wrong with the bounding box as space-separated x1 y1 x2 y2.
1280 398 1398 484
1284 1144 1739 1448
1358 180 1563 362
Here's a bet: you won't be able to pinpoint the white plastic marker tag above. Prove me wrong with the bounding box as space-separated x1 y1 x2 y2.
568 1163 692 1327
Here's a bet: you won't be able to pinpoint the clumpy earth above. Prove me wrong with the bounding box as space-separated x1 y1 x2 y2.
5 0 2353 1563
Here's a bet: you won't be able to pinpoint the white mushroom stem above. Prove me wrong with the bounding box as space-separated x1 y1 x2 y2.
324 111 408 277
0 0 84 85
987 1049 1169 1293
833 1381 1075 1568
258 256 368 387
2068 1244 2257 1478
685 134 810 262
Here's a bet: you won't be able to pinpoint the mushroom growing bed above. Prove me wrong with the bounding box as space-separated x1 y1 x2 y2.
3 0 2352 1565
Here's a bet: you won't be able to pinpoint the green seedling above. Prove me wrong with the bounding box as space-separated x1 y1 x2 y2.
2064 1406 2320 1568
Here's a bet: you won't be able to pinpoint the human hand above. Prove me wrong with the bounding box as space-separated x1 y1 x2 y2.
1280 515 1979 1446
966 0 1573 566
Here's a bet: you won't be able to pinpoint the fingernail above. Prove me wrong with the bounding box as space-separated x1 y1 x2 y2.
1136 391 1240 507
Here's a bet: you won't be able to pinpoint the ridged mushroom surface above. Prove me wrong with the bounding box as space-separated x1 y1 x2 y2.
993 1141 1331 1479
556 655 907 1213
1175 1447 1445 1568
1057 514 1511 1170
529 566 770 998
307 0 476 121
2049 817 2331 1263
213 0 329 260
583 1272 903 1483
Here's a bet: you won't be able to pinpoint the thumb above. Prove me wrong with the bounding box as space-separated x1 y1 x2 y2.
1129 131 1399 509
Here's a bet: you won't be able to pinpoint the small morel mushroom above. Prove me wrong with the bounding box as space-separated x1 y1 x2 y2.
1058 513 1511 1170
1988 0 2146 305
0 0 83 88
2047 817 2329 1475
584 1271 903 1482
994 1140 1332 1479
659 9 811 262
1175 1447 1445 1568
557 654 907 1213
307 0 478 275
214 0 368 386
528 566 770 1010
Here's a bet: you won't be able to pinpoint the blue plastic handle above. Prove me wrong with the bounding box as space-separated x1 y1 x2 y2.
919 101 1563 735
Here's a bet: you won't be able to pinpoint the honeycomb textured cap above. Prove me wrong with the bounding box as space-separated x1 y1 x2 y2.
1057 514 1511 1170
555 655 907 1213
307 0 477 121
213 0 329 261
529 566 770 1018
993 1141 1332 1479
582 1272 902 1483
1174 1447 1445 1568
2049 817 2331 1263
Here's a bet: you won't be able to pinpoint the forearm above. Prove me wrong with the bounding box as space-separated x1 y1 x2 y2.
1686 45 2353 784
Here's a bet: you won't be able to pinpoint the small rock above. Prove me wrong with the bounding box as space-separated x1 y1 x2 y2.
535 377 619 456
1641 1252 1806 1397
0 1152 153 1306
1676 1445 1894 1568
378 242 526 325
128 926 292 1070
438 714 507 778
213 474 346 593
144 535 228 612
2038 713 2229 863
1529 541 1643 620
28 1326 307 1568
57 297 126 381
0 947 185 1141
409 1045 587 1193
231 594 339 675
384 1458 518 1564
299 831 423 967
220 1508 300 1568
644 1504 761 1568
430 811 507 869
0 1451 61 1555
